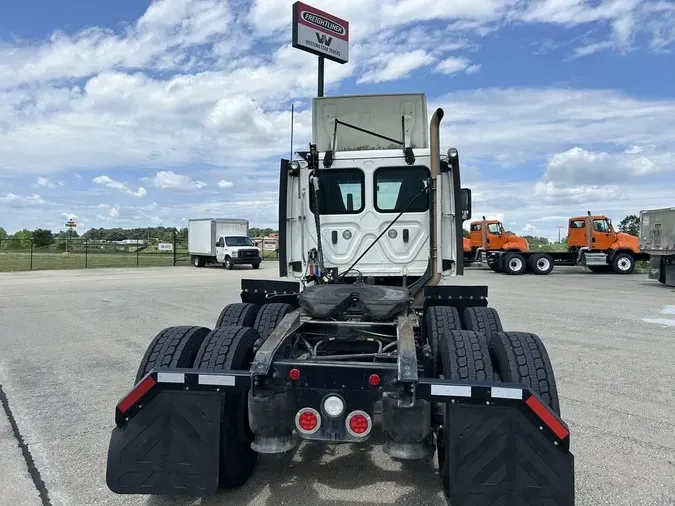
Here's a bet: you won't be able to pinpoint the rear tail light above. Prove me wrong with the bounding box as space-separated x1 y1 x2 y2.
346 410 372 437
295 408 321 434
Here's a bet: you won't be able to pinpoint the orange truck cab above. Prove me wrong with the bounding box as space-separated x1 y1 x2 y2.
566 214 643 273
465 218 528 262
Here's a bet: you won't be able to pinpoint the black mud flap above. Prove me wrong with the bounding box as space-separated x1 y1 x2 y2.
445 402 574 506
106 390 222 495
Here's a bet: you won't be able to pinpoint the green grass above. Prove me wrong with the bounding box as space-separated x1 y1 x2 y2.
0 251 190 272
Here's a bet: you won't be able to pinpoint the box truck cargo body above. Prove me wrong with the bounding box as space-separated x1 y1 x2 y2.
188 218 260 269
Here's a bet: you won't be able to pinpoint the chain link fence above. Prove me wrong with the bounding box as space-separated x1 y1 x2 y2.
0 233 190 272
0 232 279 272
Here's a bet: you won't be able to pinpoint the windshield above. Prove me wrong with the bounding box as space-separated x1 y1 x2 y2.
225 236 254 247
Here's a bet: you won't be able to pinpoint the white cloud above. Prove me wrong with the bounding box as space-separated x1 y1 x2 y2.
358 50 435 84
149 170 207 191
435 56 481 75
92 175 147 197
544 146 674 184
523 223 537 232
217 180 234 189
0 193 46 206
35 177 63 188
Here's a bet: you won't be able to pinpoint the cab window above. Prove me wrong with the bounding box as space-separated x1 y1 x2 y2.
593 220 610 233
309 169 364 215
470 224 481 232
374 166 430 213
487 223 501 234
569 220 585 228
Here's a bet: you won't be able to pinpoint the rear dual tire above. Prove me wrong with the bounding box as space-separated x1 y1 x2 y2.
528 253 554 275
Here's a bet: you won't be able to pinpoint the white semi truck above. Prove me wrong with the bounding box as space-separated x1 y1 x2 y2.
640 207 675 287
188 218 261 269
107 94 574 505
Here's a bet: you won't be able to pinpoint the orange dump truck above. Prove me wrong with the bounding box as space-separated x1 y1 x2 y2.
464 217 528 264
486 211 649 275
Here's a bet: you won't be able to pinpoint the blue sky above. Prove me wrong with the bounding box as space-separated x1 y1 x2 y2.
1 0 674 239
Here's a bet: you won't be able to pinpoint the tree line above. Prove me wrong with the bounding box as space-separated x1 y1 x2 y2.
0 225 280 250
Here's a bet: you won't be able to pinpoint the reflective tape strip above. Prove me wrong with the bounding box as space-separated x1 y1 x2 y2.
156 372 185 384
430 384 472 397
198 374 236 386
491 387 523 400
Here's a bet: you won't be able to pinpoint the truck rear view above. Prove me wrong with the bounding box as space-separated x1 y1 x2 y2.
640 207 675 286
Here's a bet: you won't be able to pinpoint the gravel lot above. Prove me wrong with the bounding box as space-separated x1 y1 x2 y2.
1 264 674 506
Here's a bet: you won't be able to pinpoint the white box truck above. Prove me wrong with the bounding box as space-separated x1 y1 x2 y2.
188 218 261 269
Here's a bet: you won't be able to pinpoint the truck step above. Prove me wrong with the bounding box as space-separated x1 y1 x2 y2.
583 252 608 266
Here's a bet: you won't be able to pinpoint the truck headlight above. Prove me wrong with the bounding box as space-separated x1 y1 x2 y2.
231 250 238 257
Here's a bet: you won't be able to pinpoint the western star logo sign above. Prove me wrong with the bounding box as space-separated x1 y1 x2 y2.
316 32 332 46
301 11 346 36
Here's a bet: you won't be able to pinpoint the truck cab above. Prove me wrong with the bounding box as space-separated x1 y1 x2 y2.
469 219 528 252
567 215 639 253
278 93 468 293
215 235 261 270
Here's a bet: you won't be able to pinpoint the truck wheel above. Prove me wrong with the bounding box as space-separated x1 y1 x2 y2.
611 253 635 274
224 256 233 270
488 262 502 273
528 253 554 275
462 307 503 343
194 326 260 488
502 253 526 275
251 263 260 269
253 302 295 342
488 331 560 414
435 330 495 497
134 325 211 384
422 306 463 377
192 255 203 267
215 302 260 328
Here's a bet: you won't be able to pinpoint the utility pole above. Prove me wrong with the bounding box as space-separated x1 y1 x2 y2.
556 225 564 243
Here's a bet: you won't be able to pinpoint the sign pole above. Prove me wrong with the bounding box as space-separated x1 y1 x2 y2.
318 55 324 97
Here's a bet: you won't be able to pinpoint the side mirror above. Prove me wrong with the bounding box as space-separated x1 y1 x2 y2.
460 188 472 221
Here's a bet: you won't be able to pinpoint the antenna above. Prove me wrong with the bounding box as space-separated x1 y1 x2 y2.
290 103 294 159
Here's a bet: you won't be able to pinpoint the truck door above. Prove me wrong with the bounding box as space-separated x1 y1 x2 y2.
591 219 613 250
486 222 505 249
469 222 482 249
215 236 225 262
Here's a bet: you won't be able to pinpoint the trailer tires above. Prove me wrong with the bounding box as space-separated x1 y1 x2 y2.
215 302 260 329
528 253 554 275
253 302 295 342
423 306 463 377
503 253 527 275
134 325 211 384
462 307 504 342
611 252 635 274
194 326 260 488
192 255 204 267
488 331 560 414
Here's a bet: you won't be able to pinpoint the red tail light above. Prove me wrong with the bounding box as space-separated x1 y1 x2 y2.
346 410 372 437
368 374 380 386
295 408 321 434
289 368 301 380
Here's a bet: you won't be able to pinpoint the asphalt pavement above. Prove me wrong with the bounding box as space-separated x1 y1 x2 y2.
0 264 674 506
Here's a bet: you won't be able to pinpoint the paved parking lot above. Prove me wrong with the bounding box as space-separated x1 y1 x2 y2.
1 264 674 506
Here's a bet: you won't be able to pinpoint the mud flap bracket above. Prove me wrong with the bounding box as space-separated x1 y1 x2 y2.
106 389 222 495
